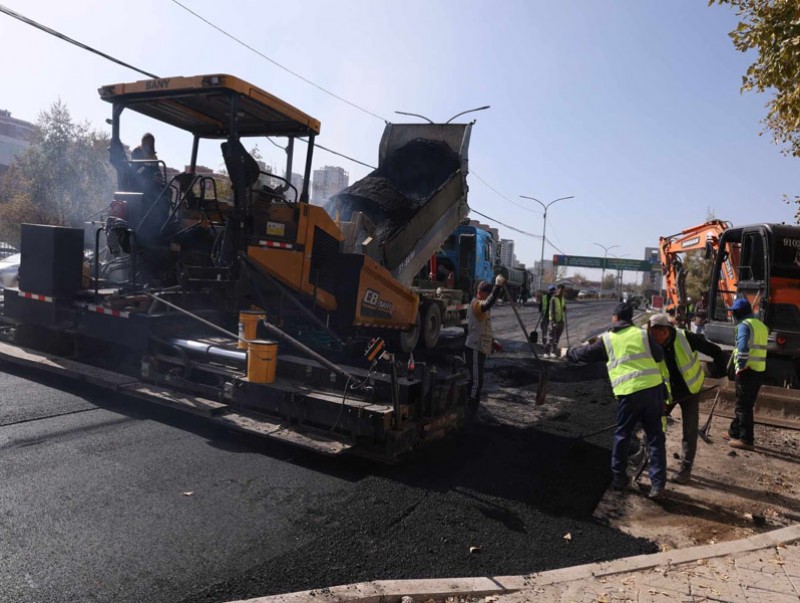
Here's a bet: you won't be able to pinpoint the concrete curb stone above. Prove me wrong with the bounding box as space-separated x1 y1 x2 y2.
227 523 800 603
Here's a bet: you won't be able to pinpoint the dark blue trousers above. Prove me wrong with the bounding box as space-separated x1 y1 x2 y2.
612 384 667 490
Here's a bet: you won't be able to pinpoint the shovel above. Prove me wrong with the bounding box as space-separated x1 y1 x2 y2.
699 354 734 443
503 284 548 405
699 388 723 444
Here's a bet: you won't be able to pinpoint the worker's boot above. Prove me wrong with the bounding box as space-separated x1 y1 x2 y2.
671 463 692 484
729 438 754 451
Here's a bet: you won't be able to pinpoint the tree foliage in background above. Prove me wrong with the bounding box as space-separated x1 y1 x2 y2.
0 100 114 247
711 1 800 156
681 249 715 301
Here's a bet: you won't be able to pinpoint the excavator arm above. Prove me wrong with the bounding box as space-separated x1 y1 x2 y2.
658 220 730 327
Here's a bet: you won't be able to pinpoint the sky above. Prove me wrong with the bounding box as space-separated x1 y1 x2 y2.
1 0 797 283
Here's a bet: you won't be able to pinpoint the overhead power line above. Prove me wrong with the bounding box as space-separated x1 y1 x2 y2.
1 3 549 250
169 0 388 123
0 3 158 79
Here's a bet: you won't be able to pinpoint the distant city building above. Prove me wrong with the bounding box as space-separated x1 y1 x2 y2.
312 165 349 206
533 259 554 289
642 246 661 291
498 238 515 268
290 172 305 201
0 109 36 172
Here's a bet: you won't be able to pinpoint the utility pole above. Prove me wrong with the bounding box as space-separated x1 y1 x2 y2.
520 195 574 290
594 242 620 293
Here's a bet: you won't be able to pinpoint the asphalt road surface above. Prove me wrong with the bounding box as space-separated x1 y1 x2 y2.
0 300 653 603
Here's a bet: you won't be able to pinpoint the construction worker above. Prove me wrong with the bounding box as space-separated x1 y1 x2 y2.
564 302 668 500
465 274 506 412
647 313 727 484
539 284 555 348
726 298 768 450
545 284 566 358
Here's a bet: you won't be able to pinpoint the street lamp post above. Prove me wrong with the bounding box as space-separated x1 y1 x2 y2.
593 242 621 293
520 195 574 290
609 252 630 298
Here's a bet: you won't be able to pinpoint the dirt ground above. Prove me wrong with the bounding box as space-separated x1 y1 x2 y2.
484 315 800 555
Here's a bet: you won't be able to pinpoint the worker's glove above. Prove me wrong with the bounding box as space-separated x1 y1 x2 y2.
735 366 749 375
494 275 506 287
492 340 503 353
558 347 569 359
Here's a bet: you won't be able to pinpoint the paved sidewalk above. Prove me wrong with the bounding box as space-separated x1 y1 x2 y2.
229 524 800 603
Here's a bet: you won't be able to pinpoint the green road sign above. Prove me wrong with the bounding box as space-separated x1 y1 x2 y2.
552 255 660 272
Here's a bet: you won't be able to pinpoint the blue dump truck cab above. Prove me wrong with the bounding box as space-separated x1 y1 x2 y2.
436 224 496 298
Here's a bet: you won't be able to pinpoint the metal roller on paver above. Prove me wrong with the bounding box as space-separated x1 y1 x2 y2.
0 73 486 461
660 221 800 428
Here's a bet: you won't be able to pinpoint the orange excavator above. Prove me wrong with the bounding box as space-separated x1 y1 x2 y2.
660 220 800 428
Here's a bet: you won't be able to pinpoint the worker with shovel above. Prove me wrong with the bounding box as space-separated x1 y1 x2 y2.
647 313 727 484
563 302 669 500
465 274 506 413
545 284 567 358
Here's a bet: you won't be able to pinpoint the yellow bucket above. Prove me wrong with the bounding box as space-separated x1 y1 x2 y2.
238 310 266 349
247 340 278 384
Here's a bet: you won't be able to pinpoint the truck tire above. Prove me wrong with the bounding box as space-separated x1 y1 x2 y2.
421 302 443 349
396 311 421 353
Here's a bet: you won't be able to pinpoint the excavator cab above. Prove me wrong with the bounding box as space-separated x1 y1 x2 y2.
705 224 800 387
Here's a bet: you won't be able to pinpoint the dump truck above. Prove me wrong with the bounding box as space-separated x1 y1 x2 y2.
327 123 473 349
0 73 475 462
660 220 800 428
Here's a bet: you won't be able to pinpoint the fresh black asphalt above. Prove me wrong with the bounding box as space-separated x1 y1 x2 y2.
0 301 655 603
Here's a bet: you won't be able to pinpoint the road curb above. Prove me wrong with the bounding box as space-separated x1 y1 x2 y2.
227 523 800 603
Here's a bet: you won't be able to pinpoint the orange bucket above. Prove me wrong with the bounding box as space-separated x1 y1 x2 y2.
247 340 278 384
238 310 266 349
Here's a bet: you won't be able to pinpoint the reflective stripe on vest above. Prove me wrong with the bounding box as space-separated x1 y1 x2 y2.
674 329 704 394
602 327 664 396
736 317 768 372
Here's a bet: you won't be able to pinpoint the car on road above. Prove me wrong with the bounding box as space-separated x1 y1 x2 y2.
0 253 20 289
577 288 598 300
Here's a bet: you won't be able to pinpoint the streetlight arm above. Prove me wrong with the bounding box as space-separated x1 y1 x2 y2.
394 110 434 124
445 105 491 123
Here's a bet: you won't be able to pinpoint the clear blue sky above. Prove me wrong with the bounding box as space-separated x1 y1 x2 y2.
1 1 796 282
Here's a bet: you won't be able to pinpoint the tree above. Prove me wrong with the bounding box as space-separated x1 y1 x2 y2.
0 100 115 247
681 249 715 300
711 1 800 157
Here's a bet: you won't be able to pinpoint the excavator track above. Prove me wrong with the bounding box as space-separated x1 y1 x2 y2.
698 378 800 431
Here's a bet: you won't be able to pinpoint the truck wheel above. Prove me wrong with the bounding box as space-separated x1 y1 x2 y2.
422 303 443 348
396 311 421 353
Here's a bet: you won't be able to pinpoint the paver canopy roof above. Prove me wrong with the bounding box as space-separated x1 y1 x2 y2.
99 74 320 138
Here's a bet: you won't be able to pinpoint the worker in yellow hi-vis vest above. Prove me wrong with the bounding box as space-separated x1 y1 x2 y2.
725 298 768 451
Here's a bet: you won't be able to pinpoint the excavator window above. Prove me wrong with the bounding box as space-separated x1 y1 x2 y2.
740 231 766 283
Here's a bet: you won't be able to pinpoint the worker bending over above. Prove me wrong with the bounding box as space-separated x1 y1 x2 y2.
564 302 668 500
726 298 768 451
465 274 506 412
647 313 727 484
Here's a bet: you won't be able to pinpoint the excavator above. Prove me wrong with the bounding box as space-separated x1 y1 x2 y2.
660 220 800 428
0 73 477 461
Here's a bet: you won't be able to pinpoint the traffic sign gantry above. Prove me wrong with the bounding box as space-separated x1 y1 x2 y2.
552 255 660 272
